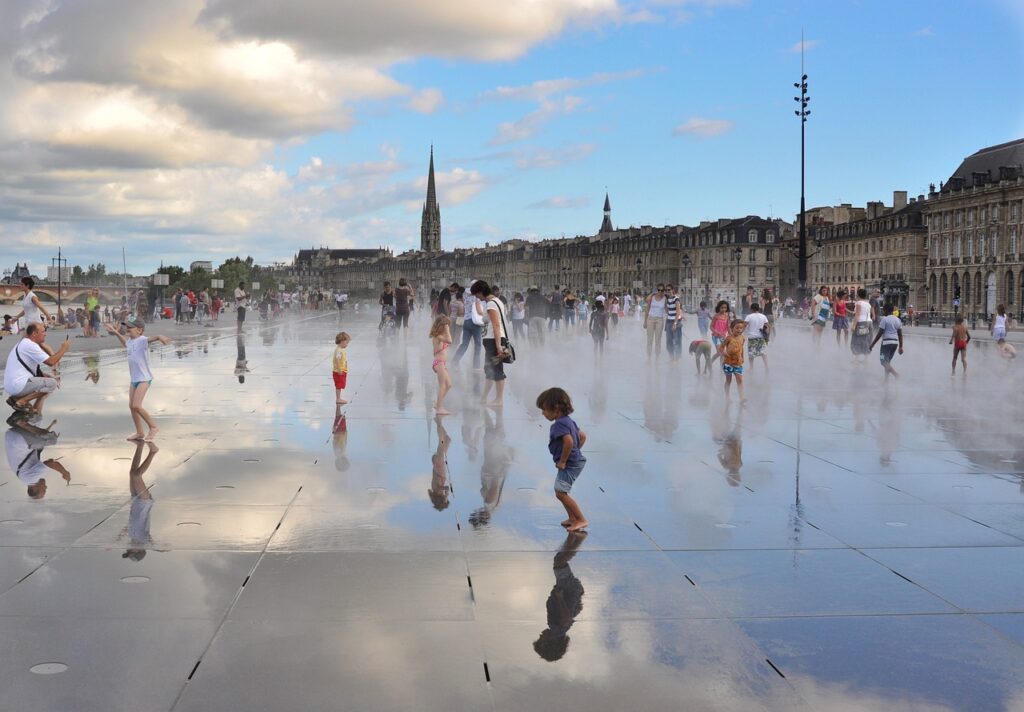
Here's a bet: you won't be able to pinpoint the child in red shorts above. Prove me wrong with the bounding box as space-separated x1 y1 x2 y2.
333 332 350 404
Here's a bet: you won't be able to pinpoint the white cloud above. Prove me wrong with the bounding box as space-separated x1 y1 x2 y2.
408 87 445 114
788 39 821 53
514 143 597 170
490 96 585 145
527 196 589 209
481 69 650 103
914 26 935 37
672 117 734 138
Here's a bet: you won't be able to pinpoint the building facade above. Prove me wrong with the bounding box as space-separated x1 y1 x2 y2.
923 138 1024 319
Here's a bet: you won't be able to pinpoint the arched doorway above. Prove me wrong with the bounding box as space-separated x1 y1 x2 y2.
952 272 960 306
987 271 997 316
929 274 937 308
1006 271 1015 308
976 271 983 308
940 273 948 306
963 273 971 310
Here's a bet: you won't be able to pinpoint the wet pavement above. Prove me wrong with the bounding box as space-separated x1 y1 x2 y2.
3 311 1024 711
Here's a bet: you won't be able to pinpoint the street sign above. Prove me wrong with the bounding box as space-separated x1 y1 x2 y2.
210 279 224 289
152 273 169 286
251 281 260 291
278 283 285 291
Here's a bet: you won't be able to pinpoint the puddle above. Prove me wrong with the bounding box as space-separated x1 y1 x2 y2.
30 663 68 675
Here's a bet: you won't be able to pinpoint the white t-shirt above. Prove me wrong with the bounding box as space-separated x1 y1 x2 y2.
4 339 48 396
879 315 902 344
744 312 769 339
854 300 872 323
234 288 248 307
485 298 507 340
127 336 154 383
648 295 666 318
5 428 48 485
21 291 42 325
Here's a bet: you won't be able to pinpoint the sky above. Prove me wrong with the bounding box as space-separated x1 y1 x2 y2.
1 0 1023 275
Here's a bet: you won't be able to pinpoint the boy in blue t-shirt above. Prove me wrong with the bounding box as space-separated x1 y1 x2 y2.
536 387 588 531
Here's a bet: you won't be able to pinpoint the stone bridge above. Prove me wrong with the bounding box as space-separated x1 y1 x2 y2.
0 284 137 306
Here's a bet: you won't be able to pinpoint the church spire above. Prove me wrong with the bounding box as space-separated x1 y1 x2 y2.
600 191 613 233
421 146 441 252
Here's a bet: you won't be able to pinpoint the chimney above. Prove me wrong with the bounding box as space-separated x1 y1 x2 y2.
917 194 924 203
909 197 916 204
866 201 884 220
893 190 908 211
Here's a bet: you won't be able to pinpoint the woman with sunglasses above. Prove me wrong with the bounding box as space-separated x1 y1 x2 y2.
643 284 667 360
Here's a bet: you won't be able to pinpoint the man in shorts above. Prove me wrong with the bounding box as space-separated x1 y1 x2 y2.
4 322 70 414
234 282 248 329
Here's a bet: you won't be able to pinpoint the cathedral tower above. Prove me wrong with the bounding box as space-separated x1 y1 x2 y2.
421 147 441 252
599 192 614 234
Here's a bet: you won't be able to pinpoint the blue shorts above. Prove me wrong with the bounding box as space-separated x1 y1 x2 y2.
993 326 1007 340
554 455 586 494
130 380 153 389
879 343 898 365
723 364 743 375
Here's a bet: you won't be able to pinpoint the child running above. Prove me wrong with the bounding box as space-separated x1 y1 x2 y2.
869 304 904 379
537 387 588 532
105 318 172 442
949 315 970 375
333 332 350 405
430 315 453 415
719 319 746 402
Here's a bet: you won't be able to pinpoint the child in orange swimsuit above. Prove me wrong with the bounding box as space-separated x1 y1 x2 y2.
949 316 970 375
430 315 453 415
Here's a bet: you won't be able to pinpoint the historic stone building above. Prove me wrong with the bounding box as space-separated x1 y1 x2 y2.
785 191 928 309
923 138 1024 319
687 216 789 307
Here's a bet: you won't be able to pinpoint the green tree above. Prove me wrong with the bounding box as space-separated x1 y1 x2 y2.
157 265 186 283
71 265 84 284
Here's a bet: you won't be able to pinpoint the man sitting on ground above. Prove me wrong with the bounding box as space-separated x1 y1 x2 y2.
3 322 70 414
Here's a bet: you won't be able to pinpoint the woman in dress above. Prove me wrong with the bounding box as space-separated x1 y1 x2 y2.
850 288 875 362
13 277 52 330
832 288 850 347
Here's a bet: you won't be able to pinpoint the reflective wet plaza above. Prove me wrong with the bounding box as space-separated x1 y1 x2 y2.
3 311 1024 711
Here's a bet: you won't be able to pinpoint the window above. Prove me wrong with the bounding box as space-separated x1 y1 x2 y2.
748 267 756 279
955 212 962 227
767 267 774 278
943 237 950 259
766 231 776 243
966 235 973 258
980 208 987 223
1011 226 1018 254
749 249 757 262
991 229 999 256
944 213 951 228
766 249 774 262
967 211 974 227
978 232 985 258
1013 203 1020 221
955 235 962 258
748 229 758 243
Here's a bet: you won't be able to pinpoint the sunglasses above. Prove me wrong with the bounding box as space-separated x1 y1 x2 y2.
657 288 664 292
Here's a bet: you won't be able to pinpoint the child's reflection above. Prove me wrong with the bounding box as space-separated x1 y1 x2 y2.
123 441 157 561
428 416 451 511
534 531 587 662
332 405 349 473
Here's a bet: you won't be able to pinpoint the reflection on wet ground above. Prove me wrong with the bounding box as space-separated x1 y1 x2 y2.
3 312 1024 710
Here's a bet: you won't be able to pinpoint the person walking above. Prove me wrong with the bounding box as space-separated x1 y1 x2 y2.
525 287 548 347
395 278 414 331
697 301 711 340
643 284 667 360
810 286 831 347
473 280 509 407
589 300 609 359
850 288 874 362
664 284 684 361
832 289 850 347
743 303 770 373
547 287 562 332
452 286 484 370
511 293 527 341
12 278 52 331
563 290 578 329
234 282 248 329
430 316 453 415
709 300 731 369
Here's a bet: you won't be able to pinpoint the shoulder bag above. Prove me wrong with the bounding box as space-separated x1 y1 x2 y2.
491 299 516 364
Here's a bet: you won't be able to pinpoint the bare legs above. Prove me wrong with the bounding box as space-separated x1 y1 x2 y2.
434 363 452 414
127 382 158 441
480 379 505 407
556 490 588 531
723 373 745 402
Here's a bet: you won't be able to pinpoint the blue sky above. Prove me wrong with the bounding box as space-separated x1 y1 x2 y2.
2 0 1022 274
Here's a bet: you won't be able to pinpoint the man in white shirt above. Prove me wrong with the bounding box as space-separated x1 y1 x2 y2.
5 422 69 499
743 303 770 373
234 282 248 328
4 322 69 414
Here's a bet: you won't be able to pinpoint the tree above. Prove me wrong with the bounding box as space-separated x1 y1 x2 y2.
71 265 84 284
157 265 186 283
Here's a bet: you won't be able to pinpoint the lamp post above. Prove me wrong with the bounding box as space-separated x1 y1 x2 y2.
681 253 692 310
794 67 811 301
733 246 743 311
51 247 67 315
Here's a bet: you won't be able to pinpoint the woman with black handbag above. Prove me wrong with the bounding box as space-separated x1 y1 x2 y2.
471 280 512 407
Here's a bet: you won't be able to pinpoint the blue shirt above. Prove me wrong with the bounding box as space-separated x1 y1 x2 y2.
548 416 582 466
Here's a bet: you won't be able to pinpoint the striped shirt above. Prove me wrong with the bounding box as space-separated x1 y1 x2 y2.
665 296 680 322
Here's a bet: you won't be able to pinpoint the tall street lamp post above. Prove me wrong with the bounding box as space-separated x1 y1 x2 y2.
681 253 692 310
794 67 811 301
733 246 743 311
51 247 67 316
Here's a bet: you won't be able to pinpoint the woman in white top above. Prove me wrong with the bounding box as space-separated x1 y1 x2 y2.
13 277 51 330
644 285 668 359
850 287 875 359
470 280 508 407
992 304 1008 340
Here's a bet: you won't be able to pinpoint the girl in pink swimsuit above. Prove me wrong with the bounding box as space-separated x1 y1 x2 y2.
430 315 453 415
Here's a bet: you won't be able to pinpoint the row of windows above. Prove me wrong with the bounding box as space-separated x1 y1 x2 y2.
819 215 916 240
816 258 908 283
935 201 1023 230
932 227 1020 259
695 230 777 247
826 237 906 258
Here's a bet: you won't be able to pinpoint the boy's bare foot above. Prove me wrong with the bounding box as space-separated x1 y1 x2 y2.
336 399 348 405
486 400 503 407
435 408 451 415
127 433 145 441
567 519 589 532
561 519 572 528
143 427 159 442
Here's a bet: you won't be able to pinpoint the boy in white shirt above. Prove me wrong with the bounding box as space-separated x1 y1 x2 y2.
743 303 770 373
106 318 172 442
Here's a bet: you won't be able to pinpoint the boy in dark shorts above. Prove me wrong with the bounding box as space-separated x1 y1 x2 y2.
869 303 904 379
537 387 588 532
